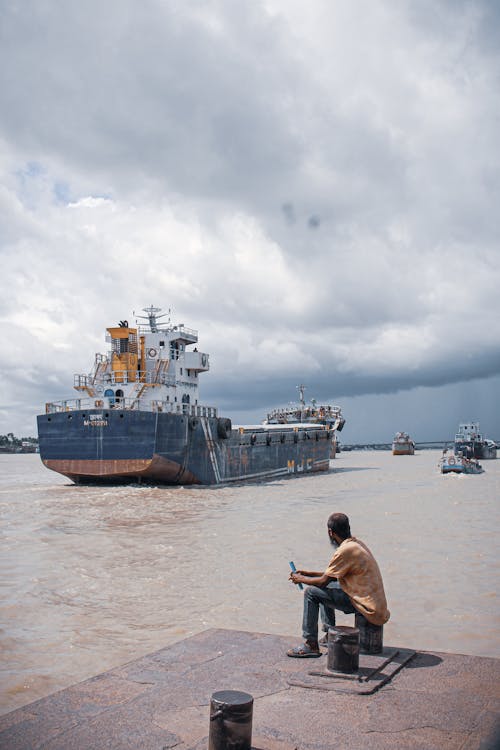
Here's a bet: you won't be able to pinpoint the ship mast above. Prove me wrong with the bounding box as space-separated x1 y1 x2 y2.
297 384 306 408
134 305 171 332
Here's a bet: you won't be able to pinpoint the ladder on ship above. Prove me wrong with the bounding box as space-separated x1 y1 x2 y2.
131 360 170 407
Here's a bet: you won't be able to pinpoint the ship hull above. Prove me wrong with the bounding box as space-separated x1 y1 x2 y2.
37 410 333 485
454 441 497 460
392 447 415 455
441 456 483 475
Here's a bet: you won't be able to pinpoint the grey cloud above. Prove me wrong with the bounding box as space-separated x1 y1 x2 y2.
0 1 499 440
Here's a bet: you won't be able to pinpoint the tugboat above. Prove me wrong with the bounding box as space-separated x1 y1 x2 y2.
37 307 343 485
263 384 345 457
392 432 415 455
440 448 484 475
454 422 497 460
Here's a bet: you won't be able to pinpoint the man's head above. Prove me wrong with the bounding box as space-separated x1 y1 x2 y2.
327 513 351 545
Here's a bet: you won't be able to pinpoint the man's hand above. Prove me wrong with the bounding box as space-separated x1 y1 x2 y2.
289 570 335 588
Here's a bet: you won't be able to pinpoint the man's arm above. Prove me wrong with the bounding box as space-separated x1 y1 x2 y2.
294 569 324 577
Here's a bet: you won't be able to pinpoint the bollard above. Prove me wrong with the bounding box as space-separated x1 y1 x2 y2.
355 612 383 654
327 625 359 673
208 690 253 750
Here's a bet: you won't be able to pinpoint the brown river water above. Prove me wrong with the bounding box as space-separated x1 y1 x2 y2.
1 450 499 715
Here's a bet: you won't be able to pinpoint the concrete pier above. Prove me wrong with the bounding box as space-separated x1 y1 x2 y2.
1 628 499 749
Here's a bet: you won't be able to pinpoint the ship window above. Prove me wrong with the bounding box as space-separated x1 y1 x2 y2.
120 414 124 418
159 341 165 347
180 368 183 375
48 417 51 421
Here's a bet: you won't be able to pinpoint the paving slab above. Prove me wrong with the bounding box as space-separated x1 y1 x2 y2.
0 628 499 749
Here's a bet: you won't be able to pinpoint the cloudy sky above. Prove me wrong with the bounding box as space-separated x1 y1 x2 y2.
1 0 499 443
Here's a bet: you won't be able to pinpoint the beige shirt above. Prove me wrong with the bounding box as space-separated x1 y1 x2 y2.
325 537 390 626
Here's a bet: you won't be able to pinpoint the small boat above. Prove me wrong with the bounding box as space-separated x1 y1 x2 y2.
440 449 484 475
263 385 345 457
392 432 415 455
454 422 497 459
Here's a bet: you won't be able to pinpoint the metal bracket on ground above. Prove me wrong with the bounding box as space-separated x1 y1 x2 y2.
286 647 416 695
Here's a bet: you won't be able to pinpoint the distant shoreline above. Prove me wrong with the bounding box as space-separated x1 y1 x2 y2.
0 446 38 454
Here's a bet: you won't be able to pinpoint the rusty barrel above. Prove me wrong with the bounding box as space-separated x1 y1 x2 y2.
355 612 384 654
208 690 253 750
327 625 360 673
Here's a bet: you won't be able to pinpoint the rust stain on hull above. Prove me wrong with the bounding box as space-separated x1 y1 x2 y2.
43 455 200 485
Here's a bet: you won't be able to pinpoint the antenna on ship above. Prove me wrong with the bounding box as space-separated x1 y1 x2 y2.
297 384 306 408
134 305 171 332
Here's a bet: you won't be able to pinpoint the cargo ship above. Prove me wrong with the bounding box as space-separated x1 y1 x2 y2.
454 422 497 460
37 307 342 485
392 432 415 455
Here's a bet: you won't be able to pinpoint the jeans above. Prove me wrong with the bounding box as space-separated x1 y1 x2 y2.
302 582 356 642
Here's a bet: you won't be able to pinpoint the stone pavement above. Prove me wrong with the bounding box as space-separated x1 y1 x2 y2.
1 628 499 749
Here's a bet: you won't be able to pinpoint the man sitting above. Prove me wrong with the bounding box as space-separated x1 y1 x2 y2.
287 512 390 657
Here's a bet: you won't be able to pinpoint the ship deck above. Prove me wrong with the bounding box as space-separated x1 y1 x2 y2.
1 628 499 749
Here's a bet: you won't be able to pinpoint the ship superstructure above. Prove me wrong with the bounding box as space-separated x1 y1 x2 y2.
37 307 341 485
69 306 210 416
265 385 344 428
454 422 497 460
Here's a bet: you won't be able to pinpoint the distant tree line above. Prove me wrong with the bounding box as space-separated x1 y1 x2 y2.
0 434 38 452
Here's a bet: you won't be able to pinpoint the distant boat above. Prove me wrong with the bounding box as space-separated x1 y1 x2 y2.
440 449 484 475
392 432 415 456
264 384 345 458
454 422 497 460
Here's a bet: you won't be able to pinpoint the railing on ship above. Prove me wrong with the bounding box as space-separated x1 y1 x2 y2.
74 371 176 387
136 324 198 339
267 405 342 421
45 398 218 417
